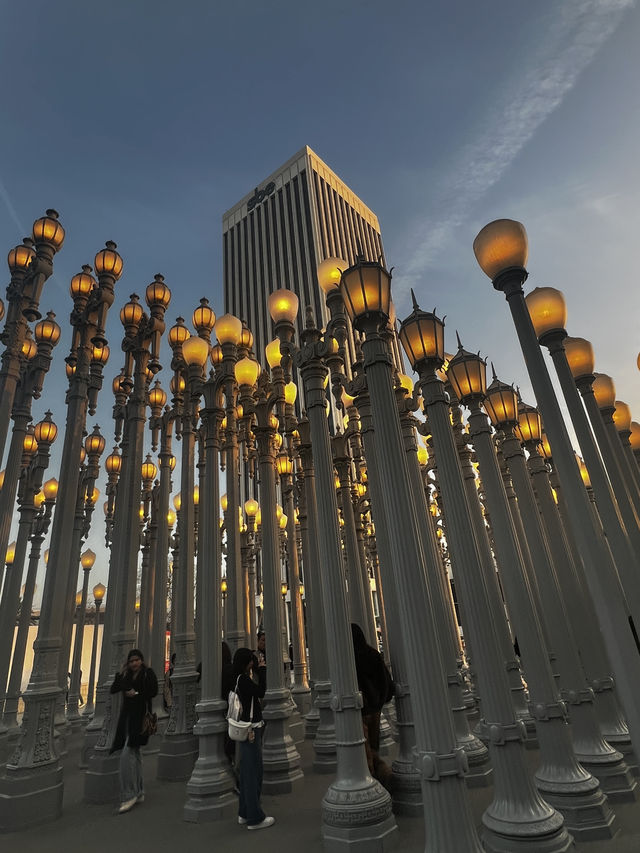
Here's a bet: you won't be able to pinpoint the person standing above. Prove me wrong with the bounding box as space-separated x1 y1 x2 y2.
232 647 274 830
110 648 158 814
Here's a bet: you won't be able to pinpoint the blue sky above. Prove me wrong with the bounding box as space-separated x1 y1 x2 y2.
1 0 638 604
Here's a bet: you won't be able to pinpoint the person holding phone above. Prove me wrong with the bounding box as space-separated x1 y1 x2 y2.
109 648 158 814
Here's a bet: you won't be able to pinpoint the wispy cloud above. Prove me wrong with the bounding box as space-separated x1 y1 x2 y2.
394 0 635 301
0 179 26 236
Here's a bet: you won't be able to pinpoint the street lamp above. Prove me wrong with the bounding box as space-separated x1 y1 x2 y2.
83 582 106 718
67 548 96 724
474 217 640 766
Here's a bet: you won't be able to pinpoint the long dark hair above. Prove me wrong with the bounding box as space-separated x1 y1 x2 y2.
232 647 255 678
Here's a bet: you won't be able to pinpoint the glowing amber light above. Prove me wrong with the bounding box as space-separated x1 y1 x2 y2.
417 446 428 466
93 582 106 602
32 210 65 251
240 324 253 349
265 339 282 369
167 509 176 527
245 498 259 517
215 313 242 345
148 382 167 410
398 373 414 394
94 241 123 279
193 485 199 506
75 591 83 607
342 389 355 407
221 579 228 594
43 477 58 500
21 337 38 360
341 261 391 327
268 289 299 324
284 382 297 405
564 337 594 379
592 373 616 410
235 357 260 387
34 415 58 446
221 494 228 512
70 266 97 298
85 428 106 456
269 414 279 430
141 455 157 483
281 582 288 597
483 378 518 427
23 433 38 456
120 296 143 328
210 344 223 366
540 432 553 460
33 490 45 508
170 374 186 395
317 257 347 294
613 401 632 433
92 343 110 365
35 313 61 345
446 350 486 401
87 487 100 505
274 432 283 451
8 241 35 272
473 219 528 280
630 422 640 452
276 454 293 476
6 542 16 565
105 449 121 475
81 549 97 569
399 305 445 370
182 335 210 367
576 455 591 489
168 317 190 348
173 494 182 511
515 402 542 444
525 287 567 339
145 274 171 308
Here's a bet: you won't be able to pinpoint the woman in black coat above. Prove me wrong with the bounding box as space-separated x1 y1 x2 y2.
109 648 158 813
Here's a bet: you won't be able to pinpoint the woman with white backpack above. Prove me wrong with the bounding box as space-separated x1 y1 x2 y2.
230 647 274 830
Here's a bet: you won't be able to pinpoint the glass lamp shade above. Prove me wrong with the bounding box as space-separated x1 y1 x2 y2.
76 591 83 607
105 449 122 474
66 363 76 379
193 485 199 506
32 210 65 251
34 490 45 508
173 493 182 511
398 373 414 394
167 509 176 527
342 388 355 408
112 372 125 395
8 241 35 272
540 431 553 460
576 454 591 489
182 334 210 367
417 446 428 466
564 337 594 379
629 421 640 451
613 400 632 433
210 344 223 365
70 266 97 298
340 260 391 326
170 375 186 395
276 504 283 520
265 339 282 369
592 373 616 410
483 377 518 427
34 414 58 446
235 357 260 386
245 498 259 517
21 337 38 360
270 414 280 430
446 349 486 402
85 428 106 456
35 312 61 346
79 447 86 465
120 296 143 329
276 453 293 476
215 313 242 345
94 241 123 279
317 257 347 295
284 381 297 405
87 487 100 506
145 274 171 309
220 494 228 511
240 324 254 349
0 469 4 490
168 317 190 348
221 579 228 595
473 219 528 280
43 477 58 500
515 402 542 444
274 432 283 450
141 455 157 483
81 548 97 569
23 433 38 457
93 582 106 602
5 542 16 565
399 306 445 370
91 343 110 365
148 382 167 410
168 454 176 471
525 287 567 339
268 289 299 325
279 514 288 530
281 583 288 597
44 549 49 565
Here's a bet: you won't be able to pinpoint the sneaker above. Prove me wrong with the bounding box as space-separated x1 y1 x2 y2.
247 816 275 830
137 794 145 803
238 816 248 825
118 798 137 814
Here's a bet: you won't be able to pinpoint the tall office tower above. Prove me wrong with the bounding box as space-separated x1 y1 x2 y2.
222 145 403 383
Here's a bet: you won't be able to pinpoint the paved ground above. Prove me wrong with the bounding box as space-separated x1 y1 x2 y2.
6 728 640 852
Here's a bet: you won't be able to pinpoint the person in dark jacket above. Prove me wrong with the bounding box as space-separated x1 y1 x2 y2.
110 648 158 814
232 647 274 831
351 623 394 789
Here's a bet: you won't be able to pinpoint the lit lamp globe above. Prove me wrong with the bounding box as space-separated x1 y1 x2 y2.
245 498 259 518
23 432 38 458
576 454 591 489
85 427 106 457
221 494 228 512
234 357 260 390
446 348 487 403
564 337 594 380
540 431 553 460
105 449 122 476
629 422 640 453
34 413 58 447
240 324 254 350
32 210 65 253
473 219 528 284
22 337 38 361
6 541 16 565
145 274 171 310
317 257 347 295
613 401 632 434
120 295 144 331
482 376 518 428
340 259 391 331
93 582 106 604
35 312 61 348
173 493 182 512
70 266 97 300
281 582 288 598
43 477 58 501
193 485 199 506
8 239 36 273
398 373 414 394
148 382 167 415
81 549 97 570
265 339 282 369
221 579 228 596
191 297 215 336
168 317 190 350
591 373 616 411
515 401 542 445
279 514 288 530
399 298 446 373
94 240 123 280
525 287 567 346
417 446 428 466
182 334 210 368
141 455 157 484
167 509 177 528
76 591 83 607
214 313 243 346
284 381 297 405
268 290 299 342
210 344 223 366
0 470 4 490
276 453 293 476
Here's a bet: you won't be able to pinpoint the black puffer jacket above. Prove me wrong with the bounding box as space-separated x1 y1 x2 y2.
109 666 158 751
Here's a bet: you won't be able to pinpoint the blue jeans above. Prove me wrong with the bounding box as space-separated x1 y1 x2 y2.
119 740 144 802
238 727 265 826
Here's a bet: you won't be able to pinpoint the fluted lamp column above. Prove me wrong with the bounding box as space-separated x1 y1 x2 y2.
83 582 106 718
67 548 96 725
474 218 640 763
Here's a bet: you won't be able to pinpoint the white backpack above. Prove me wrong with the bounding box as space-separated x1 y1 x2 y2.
227 675 253 742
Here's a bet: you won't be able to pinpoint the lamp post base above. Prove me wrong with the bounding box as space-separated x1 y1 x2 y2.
291 683 312 716
305 704 320 739
0 762 63 831
157 732 199 781
321 779 397 853
390 755 422 816
83 750 120 803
